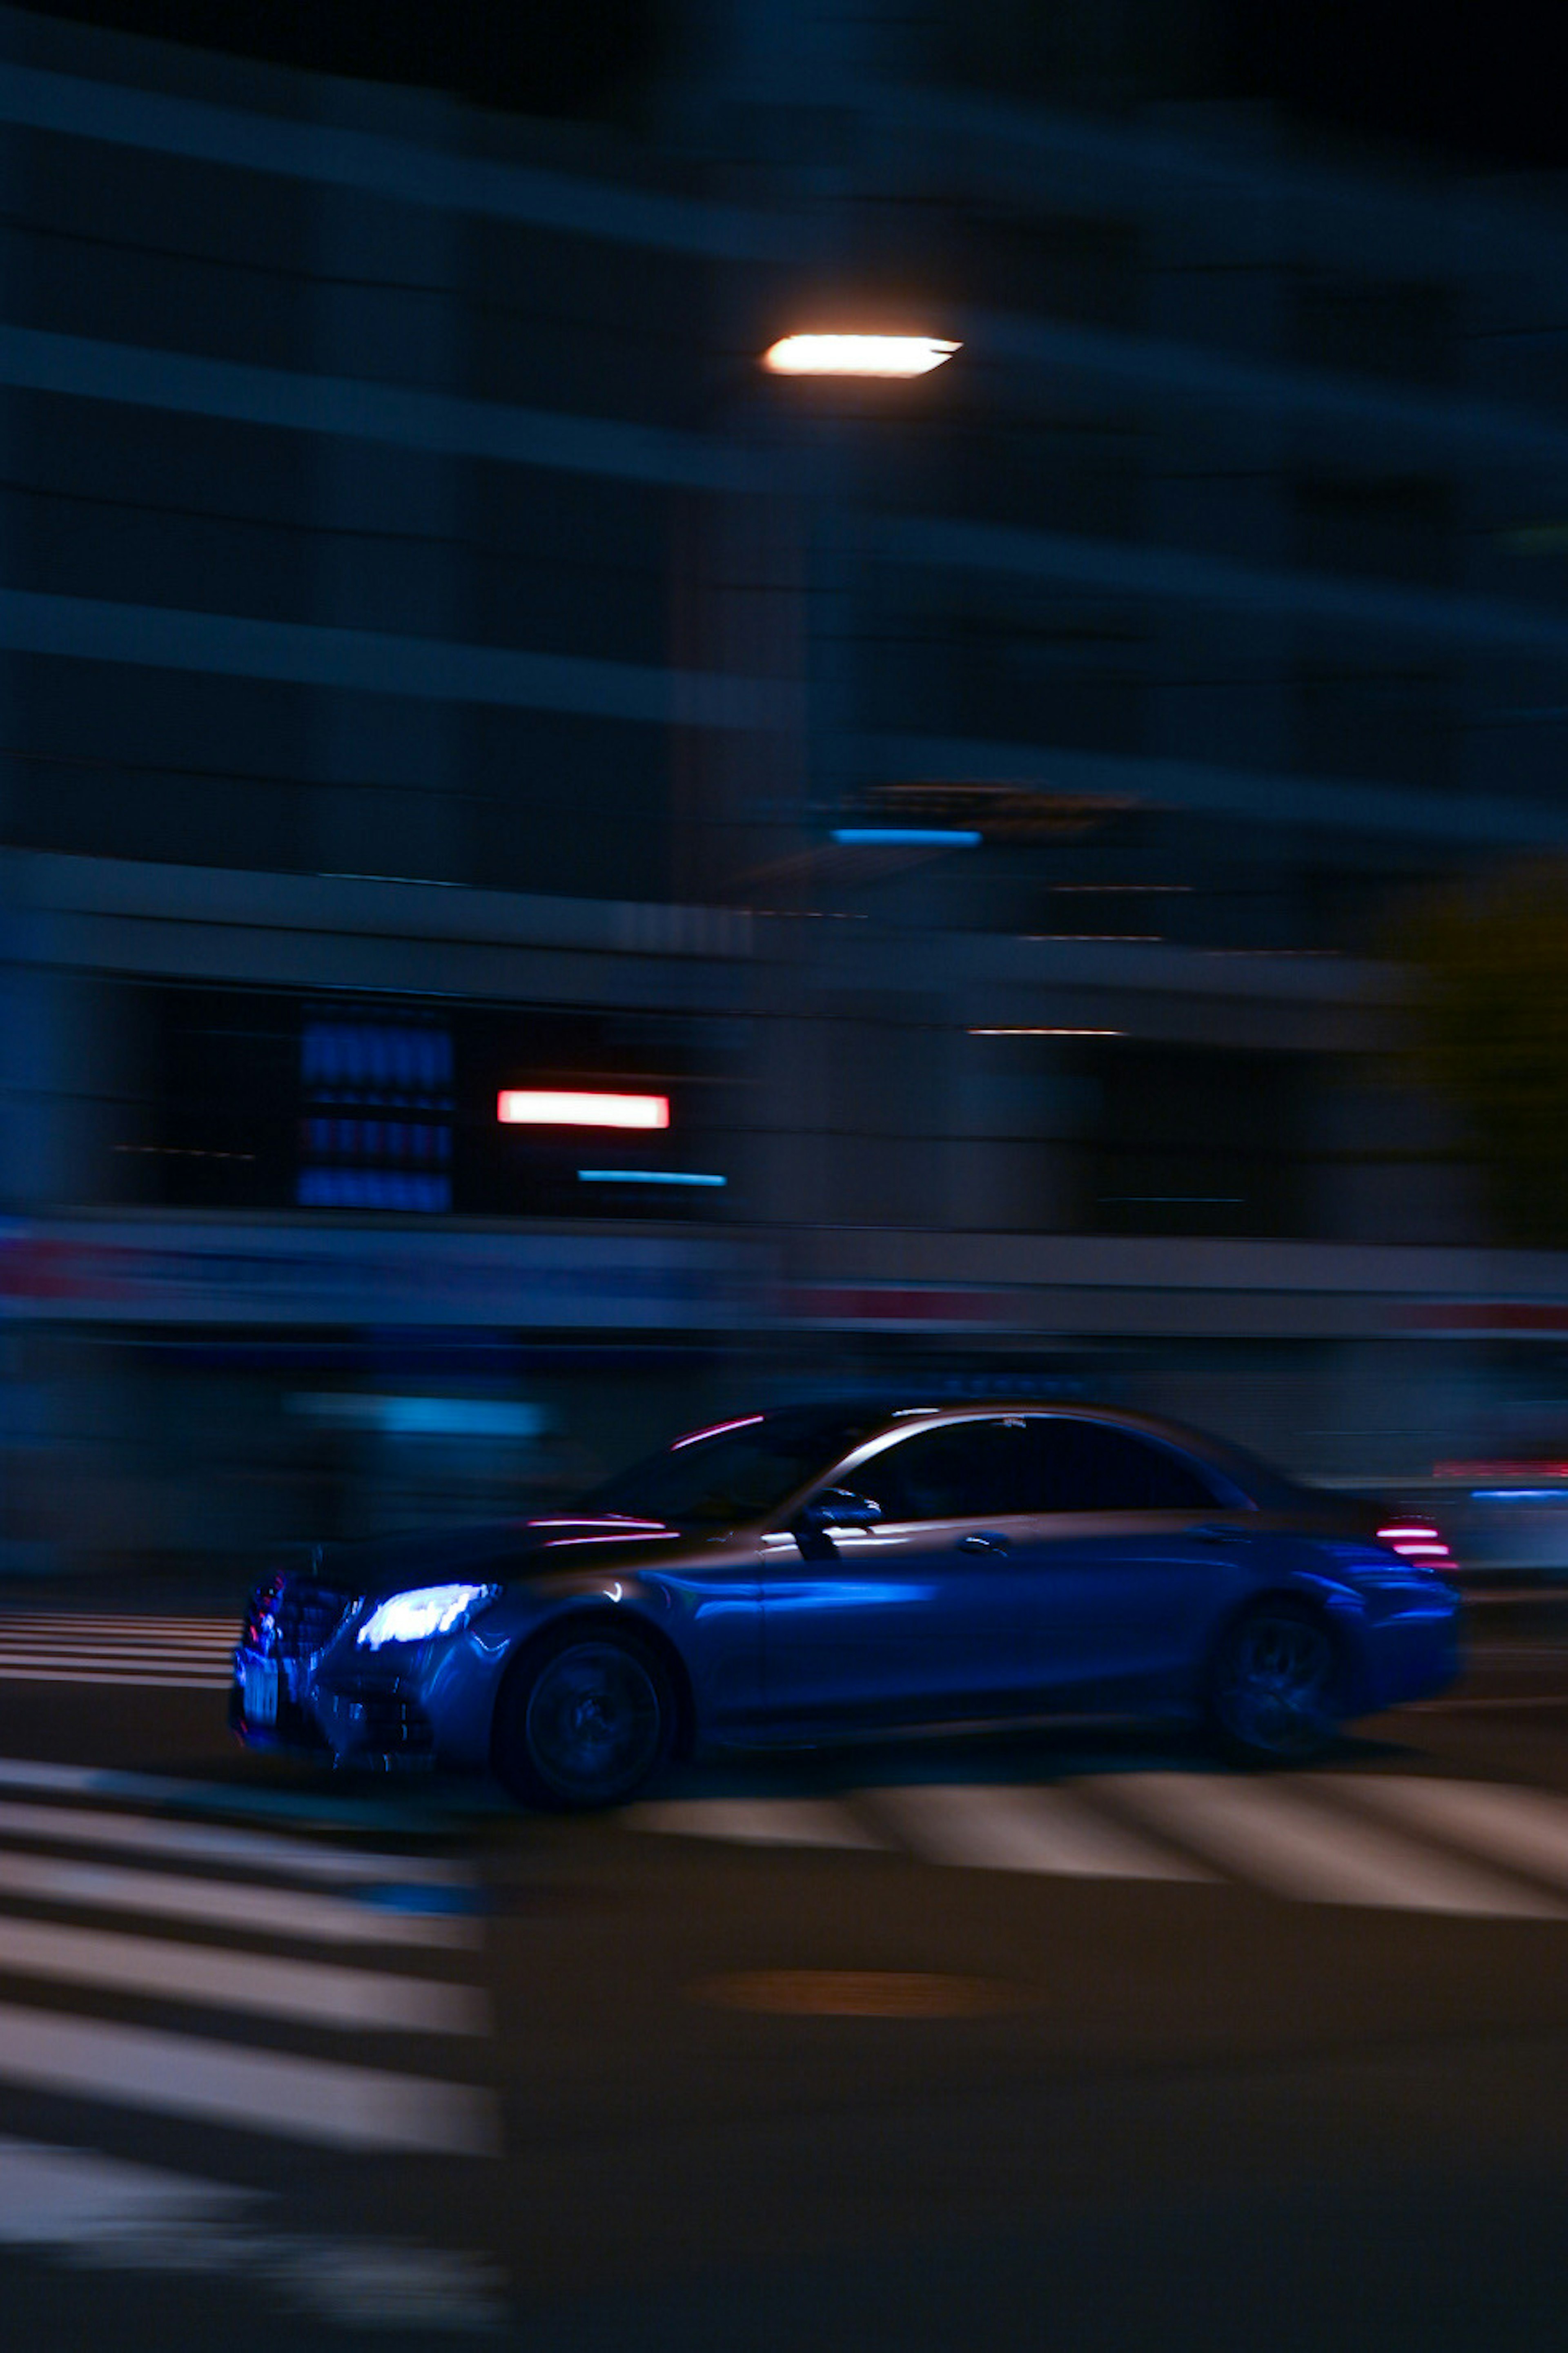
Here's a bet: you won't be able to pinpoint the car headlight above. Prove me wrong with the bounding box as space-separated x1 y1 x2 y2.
355 1583 499 1649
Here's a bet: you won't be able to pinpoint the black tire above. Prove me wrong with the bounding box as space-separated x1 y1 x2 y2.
492 1624 673 1809
1204 1600 1342 1766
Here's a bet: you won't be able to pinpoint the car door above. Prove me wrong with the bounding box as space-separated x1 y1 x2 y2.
758 1417 1038 1732
1008 1416 1250 1707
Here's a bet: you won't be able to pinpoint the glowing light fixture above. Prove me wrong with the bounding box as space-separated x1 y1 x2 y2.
831 828 982 848
968 1026 1123 1037
356 1583 499 1648
577 1169 726 1187
1376 1521 1454 1566
497 1090 670 1130
762 335 960 378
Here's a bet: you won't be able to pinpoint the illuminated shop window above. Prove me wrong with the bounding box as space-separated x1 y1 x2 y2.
297 1022 454 1212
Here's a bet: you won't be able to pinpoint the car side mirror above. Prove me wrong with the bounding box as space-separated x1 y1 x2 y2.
798 1488 882 1531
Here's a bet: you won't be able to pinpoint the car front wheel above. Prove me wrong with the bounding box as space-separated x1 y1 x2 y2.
1205 1602 1341 1765
493 1627 672 1809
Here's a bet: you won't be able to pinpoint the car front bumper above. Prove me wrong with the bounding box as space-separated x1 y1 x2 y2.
232 1628 508 1771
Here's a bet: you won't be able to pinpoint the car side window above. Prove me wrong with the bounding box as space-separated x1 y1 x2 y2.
1021 1419 1222 1512
853 1422 1027 1522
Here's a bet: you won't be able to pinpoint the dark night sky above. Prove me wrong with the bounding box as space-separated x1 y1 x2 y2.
1229 2 1568 173
30 1 1568 172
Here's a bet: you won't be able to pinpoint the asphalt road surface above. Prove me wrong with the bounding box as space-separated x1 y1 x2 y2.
2 1591 1568 2351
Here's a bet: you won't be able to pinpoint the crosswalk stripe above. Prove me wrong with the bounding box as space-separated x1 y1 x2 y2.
0 1755 453 1836
0 1667 232 1689
0 1617 236 1629
1330 1776 1568 1894
0 1798 467 1885
0 1915 486 2034
0 1636 235 1653
0 1769 497 2157
628 1797 884 1848
620 1767 1568 1921
0 2001 498 2153
0 1624 236 1639
0 1652 232 1666
1104 1773 1567 1917
0 1653 227 1665
870 1782 1212 1880
0 1616 238 1689
0 1649 234 1666
0 1849 479 1947
0 1647 235 1666
0 2130 240 2236
0 2135 509 2326
0 1628 236 1647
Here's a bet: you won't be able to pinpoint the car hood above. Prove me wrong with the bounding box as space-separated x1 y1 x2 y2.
314 1514 699 1600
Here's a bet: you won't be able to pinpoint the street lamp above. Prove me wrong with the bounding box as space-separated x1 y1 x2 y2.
760 334 960 377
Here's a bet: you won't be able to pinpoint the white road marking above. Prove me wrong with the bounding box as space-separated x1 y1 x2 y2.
0 1629 236 1646
0 1914 486 2034
0 1617 237 1630
870 1782 1212 1880
0 1763 497 2163
0 2136 508 2328
0 1640 235 1655
1332 1775 1568 1895
0 1758 164 1794
0 1647 232 1663
0 1644 234 1660
0 1667 232 1689
0 1755 453 1837
0 1796 466 1885
0 1615 237 1688
0 2130 240 2237
628 1797 884 1848
0 1848 478 1947
0 1624 234 1648
1105 1772 1566 1916
0 2001 499 2152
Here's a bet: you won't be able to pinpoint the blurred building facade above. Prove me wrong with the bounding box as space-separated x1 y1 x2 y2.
7 0 1568 1565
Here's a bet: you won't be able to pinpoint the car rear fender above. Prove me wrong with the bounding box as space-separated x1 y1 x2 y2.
1203 1576 1362 1700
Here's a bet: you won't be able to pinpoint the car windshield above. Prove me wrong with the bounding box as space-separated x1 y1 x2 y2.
581 1407 886 1528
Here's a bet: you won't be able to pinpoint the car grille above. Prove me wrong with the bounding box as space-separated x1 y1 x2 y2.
244 1571 355 1660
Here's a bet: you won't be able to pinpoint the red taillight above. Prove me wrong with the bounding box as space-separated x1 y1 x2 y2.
1376 1520 1454 1567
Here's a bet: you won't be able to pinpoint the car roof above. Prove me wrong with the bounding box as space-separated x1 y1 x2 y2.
812 1399 1301 1507
851 1399 1208 1441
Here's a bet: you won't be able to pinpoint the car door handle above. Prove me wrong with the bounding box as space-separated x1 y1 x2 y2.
958 1532 1011 1555
1190 1523 1252 1544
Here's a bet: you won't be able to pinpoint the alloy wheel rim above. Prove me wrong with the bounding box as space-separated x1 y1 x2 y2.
525 1643 662 1794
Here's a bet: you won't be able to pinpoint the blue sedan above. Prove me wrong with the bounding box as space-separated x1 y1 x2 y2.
232 1402 1462 1806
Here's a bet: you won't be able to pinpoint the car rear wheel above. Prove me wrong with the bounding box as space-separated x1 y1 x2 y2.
1205 1602 1341 1765
493 1627 672 1809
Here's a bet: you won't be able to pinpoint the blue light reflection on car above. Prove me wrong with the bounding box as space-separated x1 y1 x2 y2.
762 1581 935 1611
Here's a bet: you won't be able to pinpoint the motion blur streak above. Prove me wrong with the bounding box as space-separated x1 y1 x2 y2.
761 335 960 375
5 2 1568 2342
495 1090 670 1128
0 2006 498 2153
671 1415 766 1449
